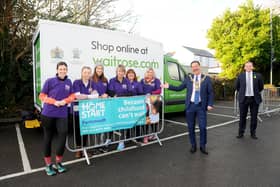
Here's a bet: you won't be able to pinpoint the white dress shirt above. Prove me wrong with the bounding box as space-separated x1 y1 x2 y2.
191 74 201 102
245 71 254 96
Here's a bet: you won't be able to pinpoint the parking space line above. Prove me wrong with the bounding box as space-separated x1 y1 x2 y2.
0 117 239 181
208 113 236 118
214 105 234 109
15 123 31 172
164 119 187 127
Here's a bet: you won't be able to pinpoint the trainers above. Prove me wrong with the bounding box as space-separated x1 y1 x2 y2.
56 162 67 173
143 137 149 144
45 164 56 176
117 141 125 151
148 135 157 141
99 147 109 153
104 139 112 146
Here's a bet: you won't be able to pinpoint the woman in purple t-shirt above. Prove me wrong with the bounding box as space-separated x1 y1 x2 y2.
92 64 112 151
140 68 161 95
126 69 143 96
92 64 108 98
72 66 97 158
39 62 75 176
140 68 162 143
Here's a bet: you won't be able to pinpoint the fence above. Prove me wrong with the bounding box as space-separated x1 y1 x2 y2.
234 87 280 120
66 95 164 165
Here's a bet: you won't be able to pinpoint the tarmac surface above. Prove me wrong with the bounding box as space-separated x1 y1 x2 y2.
0 101 279 187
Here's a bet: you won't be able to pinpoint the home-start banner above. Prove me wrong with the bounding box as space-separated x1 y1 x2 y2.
78 96 146 135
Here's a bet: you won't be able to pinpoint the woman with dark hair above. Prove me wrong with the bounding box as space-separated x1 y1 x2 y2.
92 64 112 149
126 69 143 96
39 61 75 176
92 64 108 98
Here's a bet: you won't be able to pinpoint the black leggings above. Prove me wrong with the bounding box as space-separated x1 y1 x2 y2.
42 115 68 157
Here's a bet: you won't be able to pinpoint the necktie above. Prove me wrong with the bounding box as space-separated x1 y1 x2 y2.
194 75 200 104
247 72 252 96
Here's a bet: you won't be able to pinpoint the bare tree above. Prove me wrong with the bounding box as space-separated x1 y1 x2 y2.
33 0 135 29
0 0 136 109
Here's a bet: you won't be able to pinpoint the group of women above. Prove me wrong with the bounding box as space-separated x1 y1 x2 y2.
39 62 161 176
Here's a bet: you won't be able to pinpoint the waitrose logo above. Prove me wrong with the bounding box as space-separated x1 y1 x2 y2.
92 56 160 69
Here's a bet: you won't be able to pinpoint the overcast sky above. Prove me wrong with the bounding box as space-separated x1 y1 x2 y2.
118 0 272 52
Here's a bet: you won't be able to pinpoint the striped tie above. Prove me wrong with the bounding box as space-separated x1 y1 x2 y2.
194 76 200 104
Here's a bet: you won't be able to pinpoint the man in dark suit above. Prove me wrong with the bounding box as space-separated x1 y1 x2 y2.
235 61 264 139
162 61 214 154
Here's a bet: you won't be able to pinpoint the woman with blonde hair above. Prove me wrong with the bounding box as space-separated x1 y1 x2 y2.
141 68 161 95
108 64 132 150
140 68 162 143
72 66 96 158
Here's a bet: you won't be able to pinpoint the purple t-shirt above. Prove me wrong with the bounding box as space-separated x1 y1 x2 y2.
108 77 132 97
130 80 143 96
93 79 108 96
73 79 95 95
41 76 73 118
140 78 161 94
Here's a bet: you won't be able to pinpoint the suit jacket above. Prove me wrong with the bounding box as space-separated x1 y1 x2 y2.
168 74 214 110
235 72 264 104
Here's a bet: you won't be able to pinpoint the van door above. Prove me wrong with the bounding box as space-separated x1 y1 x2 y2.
164 59 187 113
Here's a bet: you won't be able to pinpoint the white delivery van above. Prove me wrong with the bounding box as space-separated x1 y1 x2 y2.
32 20 164 111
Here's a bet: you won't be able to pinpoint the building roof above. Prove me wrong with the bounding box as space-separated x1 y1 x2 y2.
183 46 214 58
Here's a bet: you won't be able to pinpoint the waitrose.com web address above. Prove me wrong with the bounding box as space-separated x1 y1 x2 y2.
92 56 160 69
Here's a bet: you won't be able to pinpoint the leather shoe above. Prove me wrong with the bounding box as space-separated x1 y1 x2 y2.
251 135 258 139
190 146 197 153
236 134 244 139
200 147 208 155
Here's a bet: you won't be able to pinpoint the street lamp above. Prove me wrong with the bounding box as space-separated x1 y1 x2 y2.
270 7 274 85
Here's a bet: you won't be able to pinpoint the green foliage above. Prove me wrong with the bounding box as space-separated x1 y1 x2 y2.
211 76 236 101
207 0 278 82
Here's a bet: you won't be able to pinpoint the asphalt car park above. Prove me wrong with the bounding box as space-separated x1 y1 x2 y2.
1 101 279 186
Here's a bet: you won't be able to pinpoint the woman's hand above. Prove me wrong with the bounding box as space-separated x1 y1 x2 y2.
75 94 88 100
101 93 108 98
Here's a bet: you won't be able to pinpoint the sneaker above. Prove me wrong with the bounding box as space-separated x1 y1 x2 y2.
148 135 157 141
117 141 125 151
99 147 109 153
104 139 112 146
45 164 56 176
143 137 149 144
56 162 67 173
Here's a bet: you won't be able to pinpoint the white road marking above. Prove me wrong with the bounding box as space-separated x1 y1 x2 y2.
15 123 31 172
213 105 235 109
208 112 236 118
0 117 240 181
164 119 187 126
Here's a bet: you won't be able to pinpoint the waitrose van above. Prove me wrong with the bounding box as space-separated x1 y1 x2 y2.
32 20 187 113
